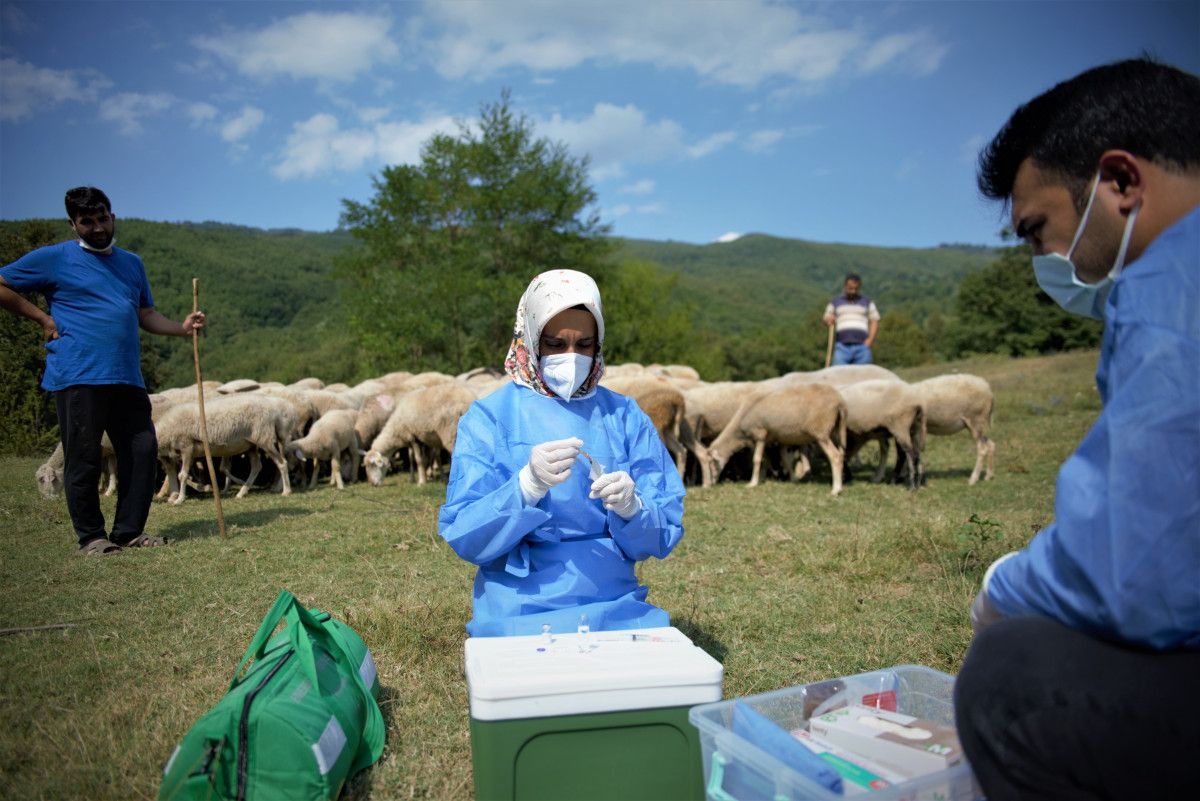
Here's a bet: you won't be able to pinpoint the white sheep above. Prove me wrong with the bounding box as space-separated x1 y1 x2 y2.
905 374 996 485
288 377 325 391
363 383 477 486
354 393 399 451
287 409 360 490
35 439 117 499
707 383 847 494
778 364 902 386
835 379 926 490
156 394 293 504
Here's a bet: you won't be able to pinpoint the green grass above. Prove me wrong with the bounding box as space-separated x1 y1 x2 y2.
0 350 1102 800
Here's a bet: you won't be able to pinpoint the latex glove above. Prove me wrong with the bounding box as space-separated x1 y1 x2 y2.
590 471 641 520
518 437 581 505
970 551 1018 635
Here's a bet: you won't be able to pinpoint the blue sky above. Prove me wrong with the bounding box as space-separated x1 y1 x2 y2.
2 1 1197 249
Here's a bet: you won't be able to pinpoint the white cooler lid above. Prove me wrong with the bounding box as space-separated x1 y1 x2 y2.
465 626 725 721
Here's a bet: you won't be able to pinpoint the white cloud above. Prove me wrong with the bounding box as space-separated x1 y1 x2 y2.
221 106 265 142
0 58 112 121
99 91 174 136
859 30 948 77
620 179 655 195
636 203 664 215
687 131 736 159
273 112 457 179
420 1 945 88
607 204 632 219
716 232 742 243
540 103 731 179
194 12 400 83
745 129 784 153
187 102 218 125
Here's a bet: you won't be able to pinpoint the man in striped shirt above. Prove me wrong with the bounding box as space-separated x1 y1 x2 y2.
822 273 880 365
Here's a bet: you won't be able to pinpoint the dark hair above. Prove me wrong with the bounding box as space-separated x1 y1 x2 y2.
844 273 862 284
978 58 1200 210
64 186 112 220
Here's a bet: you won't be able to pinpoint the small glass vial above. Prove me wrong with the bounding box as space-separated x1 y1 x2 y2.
577 613 590 652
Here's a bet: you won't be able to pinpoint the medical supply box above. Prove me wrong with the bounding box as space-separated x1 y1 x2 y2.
465 626 724 800
688 665 982 801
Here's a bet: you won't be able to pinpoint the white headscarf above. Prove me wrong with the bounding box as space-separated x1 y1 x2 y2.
504 269 605 400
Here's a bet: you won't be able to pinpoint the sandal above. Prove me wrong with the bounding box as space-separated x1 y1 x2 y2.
77 538 122 556
118 533 169 548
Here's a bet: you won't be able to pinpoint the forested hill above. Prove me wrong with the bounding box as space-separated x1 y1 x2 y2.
617 234 997 332
0 217 996 388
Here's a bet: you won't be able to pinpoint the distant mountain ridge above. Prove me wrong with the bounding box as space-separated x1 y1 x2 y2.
615 232 996 331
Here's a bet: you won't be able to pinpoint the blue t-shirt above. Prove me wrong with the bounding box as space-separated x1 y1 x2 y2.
1 241 154 390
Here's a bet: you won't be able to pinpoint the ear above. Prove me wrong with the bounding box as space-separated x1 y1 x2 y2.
1097 150 1145 213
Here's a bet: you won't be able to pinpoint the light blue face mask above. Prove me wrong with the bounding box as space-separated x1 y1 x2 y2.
1031 173 1139 320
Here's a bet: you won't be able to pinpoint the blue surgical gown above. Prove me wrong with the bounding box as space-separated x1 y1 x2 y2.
438 382 686 637
989 206 1200 651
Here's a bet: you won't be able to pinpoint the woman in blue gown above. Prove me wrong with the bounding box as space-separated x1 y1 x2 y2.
438 269 685 636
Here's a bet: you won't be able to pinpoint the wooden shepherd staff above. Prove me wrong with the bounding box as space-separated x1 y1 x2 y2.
192 278 227 538
824 321 835 368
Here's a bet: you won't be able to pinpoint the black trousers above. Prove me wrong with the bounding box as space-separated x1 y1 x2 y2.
954 616 1200 801
54 384 157 547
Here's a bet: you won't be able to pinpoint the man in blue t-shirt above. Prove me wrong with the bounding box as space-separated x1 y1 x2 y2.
0 187 205 555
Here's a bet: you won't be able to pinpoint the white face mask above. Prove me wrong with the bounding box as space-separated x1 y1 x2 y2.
539 353 593 401
1031 173 1139 320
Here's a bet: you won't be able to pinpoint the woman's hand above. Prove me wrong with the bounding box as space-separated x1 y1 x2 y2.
590 471 640 519
518 437 581 504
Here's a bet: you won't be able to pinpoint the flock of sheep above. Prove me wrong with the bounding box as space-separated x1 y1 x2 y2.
35 363 996 503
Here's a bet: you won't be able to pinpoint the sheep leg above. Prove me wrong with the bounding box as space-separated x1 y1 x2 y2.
793 449 812 481
962 418 986 485
329 452 345 489
413 443 427 486
270 444 292 496
307 456 321 490
984 437 995 481
891 428 919 491
748 438 766 487
816 436 844 496
236 451 262 498
872 437 890 484
172 446 193 505
101 455 118 496
678 418 712 487
348 445 360 485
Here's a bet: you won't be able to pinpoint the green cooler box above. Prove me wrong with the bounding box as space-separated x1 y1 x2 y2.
466 626 724 801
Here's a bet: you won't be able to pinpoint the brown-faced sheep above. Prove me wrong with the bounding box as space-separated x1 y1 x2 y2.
707 383 847 494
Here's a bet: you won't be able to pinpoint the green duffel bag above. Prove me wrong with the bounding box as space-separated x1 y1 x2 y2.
159 590 385 801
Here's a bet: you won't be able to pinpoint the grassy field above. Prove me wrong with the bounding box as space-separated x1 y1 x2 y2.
0 350 1103 800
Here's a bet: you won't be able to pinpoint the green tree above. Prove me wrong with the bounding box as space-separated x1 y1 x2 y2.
873 310 933 367
600 259 726 378
337 92 612 375
949 242 1102 358
0 221 63 455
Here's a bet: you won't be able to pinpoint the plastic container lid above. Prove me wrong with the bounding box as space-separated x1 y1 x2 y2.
465 626 725 721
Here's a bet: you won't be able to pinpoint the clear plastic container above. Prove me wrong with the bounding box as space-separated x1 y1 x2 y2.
688 665 982 801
